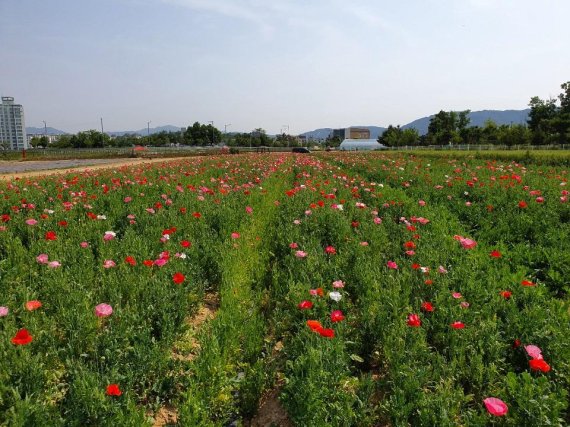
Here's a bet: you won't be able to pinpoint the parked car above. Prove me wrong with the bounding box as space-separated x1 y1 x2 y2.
292 147 310 153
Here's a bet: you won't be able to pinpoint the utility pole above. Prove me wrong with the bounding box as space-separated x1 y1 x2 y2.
282 125 289 147
100 118 104 134
43 120 47 136
147 121 151 142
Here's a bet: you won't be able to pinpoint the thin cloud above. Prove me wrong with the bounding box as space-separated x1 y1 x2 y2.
161 0 275 36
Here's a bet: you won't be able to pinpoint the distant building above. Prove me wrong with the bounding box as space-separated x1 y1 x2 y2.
0 97 28 150
332 127 370 140
27 133 61 145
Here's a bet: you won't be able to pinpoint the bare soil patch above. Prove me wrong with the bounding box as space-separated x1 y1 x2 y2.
151 405 178 427
0 157 187 181
171 293 220 362
248 386 292 427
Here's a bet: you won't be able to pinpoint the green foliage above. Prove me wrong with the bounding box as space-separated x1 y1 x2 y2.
184 122 222 146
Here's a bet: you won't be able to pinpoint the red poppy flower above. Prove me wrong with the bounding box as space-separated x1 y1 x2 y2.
124 256 136 266
318 328 335 338
11 328 33 345
451 321 465 329
411 263 421 270
500 290 512 299
424 279 433 285
58 220 68 227
518 201 528 209
521 280 536 287
172 272 185 284
404 241 416 249
529 359 551 373
512 339 521 349
1 214 10 222
143 260 154 267
351 221 360 228
45 231 57 241
421 302 434 312
25 300 42 311
306 320 322 331
192 212 201 218
407 313 421 327
490 250 502 258
324 246 336 255
298 300 313 310
106 384 122 396
179 207 187 214
330 310 345 322
180 240 191 248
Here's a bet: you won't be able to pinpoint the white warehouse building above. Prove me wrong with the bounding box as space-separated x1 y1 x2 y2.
339 139 386 151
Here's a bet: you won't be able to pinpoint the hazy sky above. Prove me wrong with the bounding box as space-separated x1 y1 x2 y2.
2 0 569 134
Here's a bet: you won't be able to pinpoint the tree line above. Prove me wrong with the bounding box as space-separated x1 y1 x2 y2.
29 122 303 149
378 81 570 147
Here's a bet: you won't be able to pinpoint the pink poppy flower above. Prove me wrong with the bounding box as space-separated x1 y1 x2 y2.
332 280 345 288
124 196 132 203
387 261 398 270
103 260 116 269
460 301 470 309
452 292 462 299
103 231 116 241
80 241 89 248
524 345 543 360
94 303 113 317
295 251 307 258
36 254 49 264
459 237 477 249
289 242 298 249
418 200 426 206
0 306 9 317
154 258 168 267
25 219 38 226
373 217 382 225
483 397 508 416
245 206 253 214
48 260 61 268
360 241 369 246
231 232 240 239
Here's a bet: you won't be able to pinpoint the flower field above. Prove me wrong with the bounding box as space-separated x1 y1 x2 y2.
0 152 568 426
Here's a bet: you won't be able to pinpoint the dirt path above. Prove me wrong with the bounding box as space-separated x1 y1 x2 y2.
0 157 187 181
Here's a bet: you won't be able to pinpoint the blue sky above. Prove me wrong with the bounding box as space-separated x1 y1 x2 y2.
2 0 569 134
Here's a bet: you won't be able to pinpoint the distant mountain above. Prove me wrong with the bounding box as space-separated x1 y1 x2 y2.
26 126 67 135
402 109 530 135
299 128 333 140
299 109 530 139
108 125 181 137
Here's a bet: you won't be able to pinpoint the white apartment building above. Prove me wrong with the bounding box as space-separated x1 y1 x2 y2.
0 97 28 150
